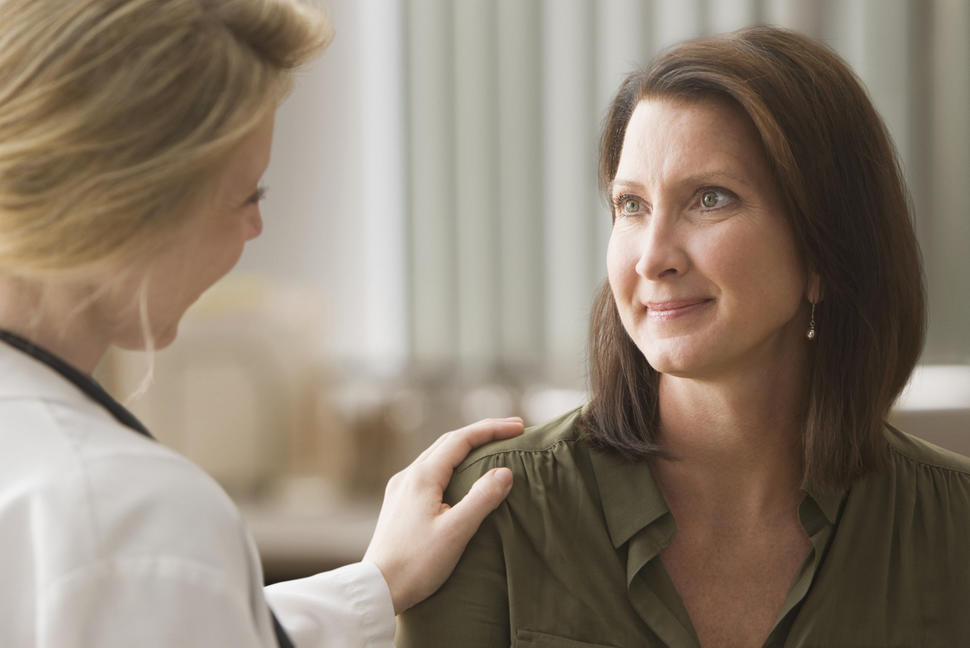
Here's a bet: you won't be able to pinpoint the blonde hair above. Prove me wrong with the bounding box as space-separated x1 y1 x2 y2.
0 0 332 278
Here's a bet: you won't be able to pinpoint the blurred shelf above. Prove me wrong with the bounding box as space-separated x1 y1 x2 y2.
239 491 380 583
891 364 970 457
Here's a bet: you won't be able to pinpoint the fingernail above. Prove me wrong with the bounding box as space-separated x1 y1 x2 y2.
491 467 513 487
503 416 523 422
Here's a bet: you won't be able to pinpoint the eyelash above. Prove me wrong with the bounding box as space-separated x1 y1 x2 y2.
612 193 644 216
696 187 735 210
611 187 737 216
247 185 268 205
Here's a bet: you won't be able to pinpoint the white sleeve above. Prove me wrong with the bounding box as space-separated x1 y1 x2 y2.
37 555 277 648
264 561 395 648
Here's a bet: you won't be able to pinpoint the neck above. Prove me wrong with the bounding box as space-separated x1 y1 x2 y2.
0 276 110 374
652 349 809 521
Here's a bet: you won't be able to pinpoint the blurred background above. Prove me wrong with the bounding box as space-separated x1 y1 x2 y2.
101 0 970 582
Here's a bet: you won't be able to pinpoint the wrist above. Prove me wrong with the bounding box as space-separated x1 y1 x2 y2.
363 554 406 614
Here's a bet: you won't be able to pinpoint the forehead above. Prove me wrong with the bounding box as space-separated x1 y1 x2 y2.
614 96 769 184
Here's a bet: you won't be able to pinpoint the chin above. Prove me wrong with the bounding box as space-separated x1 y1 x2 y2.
113 320 180 352
641 345 720 379
150 315 183 349
152 329 179 350
645 358 693 377
635 323 736 374
636 336 690 369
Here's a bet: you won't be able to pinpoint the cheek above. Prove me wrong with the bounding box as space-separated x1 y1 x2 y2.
701 237 751 287
708 222 806 309
206 220 248 273
220 235 246 271
606 228 638 298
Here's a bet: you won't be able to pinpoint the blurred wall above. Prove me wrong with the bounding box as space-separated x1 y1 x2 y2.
234 0 409 376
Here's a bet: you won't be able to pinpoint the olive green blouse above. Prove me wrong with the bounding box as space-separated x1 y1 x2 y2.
397 407 970 647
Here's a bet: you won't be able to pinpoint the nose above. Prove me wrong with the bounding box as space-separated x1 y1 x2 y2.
633 212 688 280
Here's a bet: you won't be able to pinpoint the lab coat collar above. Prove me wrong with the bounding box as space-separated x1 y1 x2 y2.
0 333 151 437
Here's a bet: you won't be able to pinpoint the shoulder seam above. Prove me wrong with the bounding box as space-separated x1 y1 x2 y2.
455 438 578 476
887 443 970 477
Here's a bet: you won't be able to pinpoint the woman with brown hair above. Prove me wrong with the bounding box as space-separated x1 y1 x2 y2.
398 26 970 647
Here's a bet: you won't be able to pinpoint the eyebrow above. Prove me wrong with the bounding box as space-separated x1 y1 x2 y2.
610 170 755 195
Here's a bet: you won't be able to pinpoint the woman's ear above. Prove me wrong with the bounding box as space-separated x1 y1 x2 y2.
806 273 823 303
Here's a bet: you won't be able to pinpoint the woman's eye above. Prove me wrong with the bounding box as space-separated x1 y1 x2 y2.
618 197 642 214
699 188 732 209
247 186 267 206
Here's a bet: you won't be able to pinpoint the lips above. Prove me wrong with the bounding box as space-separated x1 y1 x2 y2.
645 298 713 321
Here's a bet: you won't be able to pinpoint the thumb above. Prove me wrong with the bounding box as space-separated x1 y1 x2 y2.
444 468 514 541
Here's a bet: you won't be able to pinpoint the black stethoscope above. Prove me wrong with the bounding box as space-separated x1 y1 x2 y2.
0 330 296 648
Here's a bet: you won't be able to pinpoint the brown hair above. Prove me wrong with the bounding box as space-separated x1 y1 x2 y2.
582 25 926 492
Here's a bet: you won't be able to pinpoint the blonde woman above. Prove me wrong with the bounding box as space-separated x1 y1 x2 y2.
0 1 521 646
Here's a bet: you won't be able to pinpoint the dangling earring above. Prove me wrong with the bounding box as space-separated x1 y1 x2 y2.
806 302 817 340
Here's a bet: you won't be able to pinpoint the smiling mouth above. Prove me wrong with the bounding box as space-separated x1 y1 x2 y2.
645 299 713 321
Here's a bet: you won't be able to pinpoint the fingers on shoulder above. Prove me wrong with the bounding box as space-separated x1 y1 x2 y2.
455 417 524 446
444 451 521 506
412 417 522 470
429 418 523 472
441 467 514 540
461 467 514 509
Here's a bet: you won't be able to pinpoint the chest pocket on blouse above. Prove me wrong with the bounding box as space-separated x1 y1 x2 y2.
514 628 619 647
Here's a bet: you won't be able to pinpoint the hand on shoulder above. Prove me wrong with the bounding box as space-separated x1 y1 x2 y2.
363 417 523 614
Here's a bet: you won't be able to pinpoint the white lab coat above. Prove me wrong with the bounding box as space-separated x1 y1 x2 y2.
0 342 395 647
